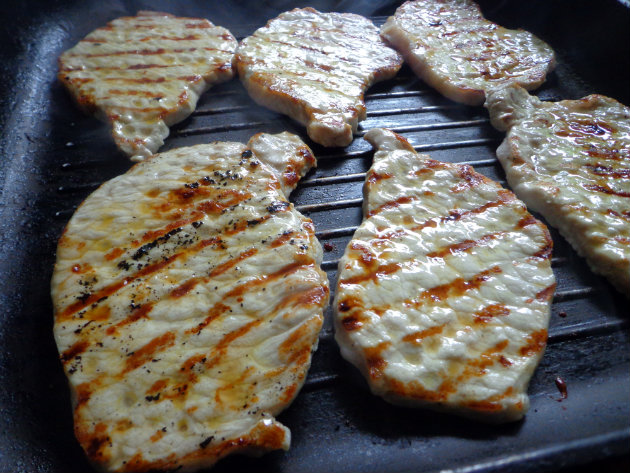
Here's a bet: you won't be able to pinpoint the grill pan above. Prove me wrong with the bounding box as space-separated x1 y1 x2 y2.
0 1 628 472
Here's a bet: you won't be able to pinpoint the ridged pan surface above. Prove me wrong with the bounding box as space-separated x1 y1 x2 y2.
0 1 628 472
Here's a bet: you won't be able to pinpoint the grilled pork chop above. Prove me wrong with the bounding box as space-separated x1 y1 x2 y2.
334 128 555 422
235 8 403 147
58 11 237 160
380 0 556 105
51 132 329 472
486 84 630 294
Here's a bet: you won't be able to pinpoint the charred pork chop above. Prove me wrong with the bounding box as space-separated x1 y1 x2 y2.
235 8 403 147
380 0 555 105
334 128 555 422
51 132 329 472
486 84 630 294
58 11 237 160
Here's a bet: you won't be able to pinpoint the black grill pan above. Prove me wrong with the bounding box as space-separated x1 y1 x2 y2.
0 1 629 472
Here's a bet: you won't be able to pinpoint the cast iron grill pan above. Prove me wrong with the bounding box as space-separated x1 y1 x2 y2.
0 2 628 473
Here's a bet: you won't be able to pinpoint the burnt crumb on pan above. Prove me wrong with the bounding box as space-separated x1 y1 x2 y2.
323 242 335 252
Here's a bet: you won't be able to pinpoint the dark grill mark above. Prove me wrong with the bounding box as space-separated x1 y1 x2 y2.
583 183 630 198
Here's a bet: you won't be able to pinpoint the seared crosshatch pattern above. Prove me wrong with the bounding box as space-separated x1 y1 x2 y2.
39 15 630 473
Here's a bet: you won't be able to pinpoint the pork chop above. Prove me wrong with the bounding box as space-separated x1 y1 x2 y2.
486 84 630 294
58 11 237 160
334 128 555 422
235 7 403 147
51 132 329 472
380 0 555 105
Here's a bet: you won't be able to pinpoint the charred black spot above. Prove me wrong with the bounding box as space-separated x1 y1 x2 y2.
77 292 92 303
117 260 131 271
199 436 214 449
247 219 261 226
241 149 253 159
132 227 183 260
184 182 199 189
267 201 290 213
338 301 352 312
145 393 161 402
192 221 203 229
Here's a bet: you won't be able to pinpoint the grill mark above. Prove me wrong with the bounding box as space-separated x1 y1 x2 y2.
250 53 367 89
450 165 487 193
390 377 456 403
78 422 111 463
61 340 89 363
74 47 200 58
206 319 263 371
188 303 231 335
583 183 630 198
341 315 364 331
516 214 538 229
364 342 391 379
402 324 445 345
614 236 630 245
259 37 368 66
279 316 321 366
585 163 630 179
607 209 630 221
535 283 556 302
473 303 510 324
274 285 329 313
171 265 323 401
339 261 401 286
375 193 515 241
106 303 154 335
58 255 179 320
407 266 502 307
366 171 394 185
462 386 515 413
367 195 416 217
246 61 361 101
105 88 170 98
124 332 176 374
425 232 505 259
61 234 222 322
104 247 124 261
188 256 315 336
451 340 510 391
222 258 314 301
161 247 259 308
519 329 548 357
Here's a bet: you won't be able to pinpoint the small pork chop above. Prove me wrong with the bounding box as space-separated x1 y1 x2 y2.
334 128 555 422
58 11 237 160
486 84 630 294
51 132 329 472
235 8 403 147
380 0 555 105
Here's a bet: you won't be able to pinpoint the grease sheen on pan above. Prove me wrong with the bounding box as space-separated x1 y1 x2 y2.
334 128 555 422
51 132 329 472
58 11 237 160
